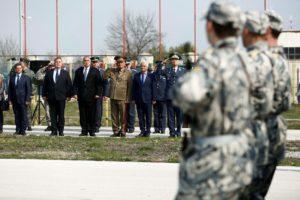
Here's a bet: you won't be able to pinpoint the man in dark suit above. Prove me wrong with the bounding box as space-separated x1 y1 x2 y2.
42 57 73 136
153 61 167 134
73 56 101 136
132 61 153 137
164 54 186 137
91 56 108 133
126 59 138 133
8 63 32 135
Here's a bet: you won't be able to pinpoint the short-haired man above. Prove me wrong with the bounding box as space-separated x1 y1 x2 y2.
42 57 73 136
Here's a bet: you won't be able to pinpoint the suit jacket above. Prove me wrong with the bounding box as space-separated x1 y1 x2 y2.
163 66 186 100
42 69 73 101
152 68 167 101
104 68 132 101
99 68 109 97
73 66 101 102
8 74 31 104
132 72 153 104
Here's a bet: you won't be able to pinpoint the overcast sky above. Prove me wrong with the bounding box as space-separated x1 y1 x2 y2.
0 0 299 55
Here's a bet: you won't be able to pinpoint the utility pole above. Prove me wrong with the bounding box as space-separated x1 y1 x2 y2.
122 0 126 57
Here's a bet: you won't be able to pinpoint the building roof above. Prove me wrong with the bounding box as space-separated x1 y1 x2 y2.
279 30 300 47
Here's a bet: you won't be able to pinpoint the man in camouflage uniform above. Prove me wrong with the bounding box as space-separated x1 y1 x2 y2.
172 1 254 199
240 11 275 199
253 10 291 198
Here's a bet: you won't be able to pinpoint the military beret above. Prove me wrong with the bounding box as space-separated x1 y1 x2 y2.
245 11 270 35
205 0 245 30
265 10 283 32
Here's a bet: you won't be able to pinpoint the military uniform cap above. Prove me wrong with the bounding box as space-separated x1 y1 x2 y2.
265 10 283 32
90 56 100 62
116 57 125 63
205 0 245 30
245 11 269 34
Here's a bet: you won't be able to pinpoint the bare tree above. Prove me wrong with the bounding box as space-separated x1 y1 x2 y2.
0 36 19 73
106 12 159 59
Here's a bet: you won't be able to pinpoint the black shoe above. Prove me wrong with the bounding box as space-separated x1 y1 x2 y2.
20 132 27 136
110 133 120 137
27 127 32 131
160 130 165 134
14 131 20 135
136 133 145 138
44 126 52 131
50 131 58 136
95 128 100 133
169 133 176 138
120 132 126 137
79 133 88 136
0 129 3 134
153 130 160 134
127 129 134 133
59 132 64 136
90 132 96 137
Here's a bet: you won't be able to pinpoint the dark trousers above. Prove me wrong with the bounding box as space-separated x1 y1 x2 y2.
136 102 152 134
166 100 183 136
78 100 96 134
126 102 136 131
95 99 103 129
48 100 66 133
12 102 28 133
153 101 167 132
0 101 3 130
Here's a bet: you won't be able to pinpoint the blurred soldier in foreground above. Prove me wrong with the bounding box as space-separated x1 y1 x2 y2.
35 64 55 131
172 1 254 199
240 11 275 199
152 61 167 134
104 57 132 137
255 10 291 197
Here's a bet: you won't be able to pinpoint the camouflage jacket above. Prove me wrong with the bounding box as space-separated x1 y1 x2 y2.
269 46 291 114
246 41 274 119
172 37 252 137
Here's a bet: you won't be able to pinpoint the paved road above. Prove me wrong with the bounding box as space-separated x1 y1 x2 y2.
2 125 300 140
0 159 299 200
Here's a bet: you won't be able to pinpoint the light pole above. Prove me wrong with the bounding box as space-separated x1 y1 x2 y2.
158 0 162 60
19 0 23 57
122 0 126 57
264 0 267 10
194 0 197 62
90 0 94 56
23 0 27 57
56 0 59 56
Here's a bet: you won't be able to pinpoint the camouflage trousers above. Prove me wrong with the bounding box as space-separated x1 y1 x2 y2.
239 120 269 200
175 132 254 200
248 115 287 198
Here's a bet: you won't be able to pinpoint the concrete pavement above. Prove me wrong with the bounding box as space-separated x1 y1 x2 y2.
2 125 300 140
0 159 299 200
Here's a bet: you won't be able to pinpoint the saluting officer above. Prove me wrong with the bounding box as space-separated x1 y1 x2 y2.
164 54 186 137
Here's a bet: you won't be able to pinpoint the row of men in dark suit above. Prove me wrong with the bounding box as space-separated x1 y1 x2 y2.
131 54 186 137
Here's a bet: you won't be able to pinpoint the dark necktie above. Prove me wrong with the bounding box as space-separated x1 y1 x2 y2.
16 75 20 85
142 73 145 84
84 68 88 82
55 69 59 83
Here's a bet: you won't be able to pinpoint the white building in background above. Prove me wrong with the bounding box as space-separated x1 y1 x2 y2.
278 30 300 103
